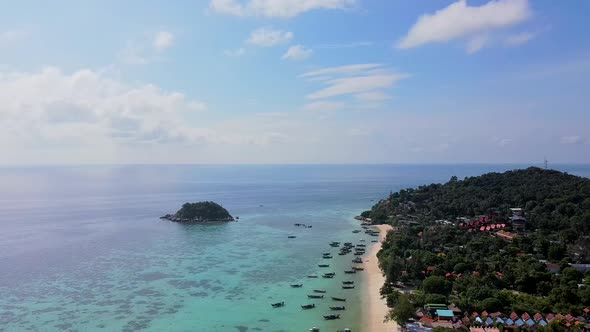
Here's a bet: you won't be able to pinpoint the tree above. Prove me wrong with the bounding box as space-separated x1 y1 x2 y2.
422 276 451 295
388 294 414 330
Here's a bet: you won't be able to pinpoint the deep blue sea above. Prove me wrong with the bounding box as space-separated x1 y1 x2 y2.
1 164 588 332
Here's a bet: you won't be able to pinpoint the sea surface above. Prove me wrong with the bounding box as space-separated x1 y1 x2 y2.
1 164 588 332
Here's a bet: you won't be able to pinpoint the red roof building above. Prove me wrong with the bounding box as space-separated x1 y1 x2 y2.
533 313 543 321
521 312 531 321
510 312 519 320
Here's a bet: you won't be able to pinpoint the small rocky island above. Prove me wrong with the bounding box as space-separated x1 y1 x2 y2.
161 201 235 223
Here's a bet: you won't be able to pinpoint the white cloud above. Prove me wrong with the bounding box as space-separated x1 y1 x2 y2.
223 47 246 57
314 41 374 49
301 64 382 78
0 67 206 149
398 0 531 50
305 68 409 100
504 31 535 46
282 45 313 61
466 34 490 54
560 135 583 145
119 31 175 65
247 28 293 47
154 31 174 51
303 101 346 112
493 137 513 146
0 29 26 47
209 0 356 18
298 64 409 112
119 44 151 65
354 91 390 101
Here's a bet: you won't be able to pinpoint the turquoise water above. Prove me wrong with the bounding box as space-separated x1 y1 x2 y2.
1 164 588 331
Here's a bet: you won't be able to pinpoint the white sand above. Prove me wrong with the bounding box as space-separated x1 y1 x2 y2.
364 224 398 332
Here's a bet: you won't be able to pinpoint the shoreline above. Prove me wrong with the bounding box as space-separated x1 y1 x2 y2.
363 224 398 332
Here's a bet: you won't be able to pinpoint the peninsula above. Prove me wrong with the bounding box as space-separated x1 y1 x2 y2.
361 167 590 330
161 201 234 222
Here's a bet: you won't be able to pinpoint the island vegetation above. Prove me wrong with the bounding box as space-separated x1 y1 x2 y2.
161 201 234 222
361 167 590 329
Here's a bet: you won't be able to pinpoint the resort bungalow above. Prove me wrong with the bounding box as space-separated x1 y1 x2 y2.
436 309 455 321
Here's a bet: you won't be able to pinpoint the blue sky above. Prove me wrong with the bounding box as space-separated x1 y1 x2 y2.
0 0 589 164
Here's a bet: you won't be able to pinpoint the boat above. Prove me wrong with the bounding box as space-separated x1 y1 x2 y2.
342 281 354 284
313 289 326 293
323 314 340 320
371 240 378 242
291 284 303 288
309 328 320 332
359 239 365 242
352 230 360 233
352 266 364 271
331 297 346 302
318 264 329 268
344 270 356 274
354 252 363 256
356 244 366 247
324 272 335 276
288 236 296 239
322 252 331 255
330 241 340 245
352 257 362 263
338 252 347 256
337 329 352 332
330 306 346 311
322 274 334 279
271 302 285 308
307 294 324 299
342 285 355 289
323 255 333 259
301 304 315 309
343 242 352 246
308 274 318 278
329 243 340 247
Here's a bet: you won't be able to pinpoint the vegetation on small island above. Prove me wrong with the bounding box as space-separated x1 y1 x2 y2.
361 167 590 328
161 201 234 222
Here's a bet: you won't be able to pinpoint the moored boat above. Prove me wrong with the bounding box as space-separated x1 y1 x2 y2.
323 314 340 320
342 281 354 285
271 301 285 308
331 297 346 302
344 270 356 274
313 289 326 293
352 266 364 271
352 257 362 263
330 306 346 310
318 264 329 268
342 285 355 289
288 236 296 239
291 284 303 288
308 274 318 278
322 274 334 279
301 304 315 309
307 294 324 299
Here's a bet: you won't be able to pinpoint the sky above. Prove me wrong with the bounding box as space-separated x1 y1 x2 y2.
0 0 589 165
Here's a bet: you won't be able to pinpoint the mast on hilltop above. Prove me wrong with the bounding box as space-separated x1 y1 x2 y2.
544 157 548 169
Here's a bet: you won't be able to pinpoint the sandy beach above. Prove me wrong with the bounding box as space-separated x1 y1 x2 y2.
364 224 398 332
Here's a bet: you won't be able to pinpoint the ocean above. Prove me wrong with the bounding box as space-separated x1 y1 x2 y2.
1 164 588 332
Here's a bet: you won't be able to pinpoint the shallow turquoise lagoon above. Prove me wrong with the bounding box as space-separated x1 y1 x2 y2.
1 164 587 331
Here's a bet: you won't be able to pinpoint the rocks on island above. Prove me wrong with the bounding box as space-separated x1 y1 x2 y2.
161 201 235 223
